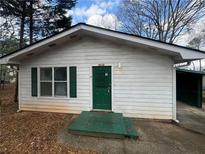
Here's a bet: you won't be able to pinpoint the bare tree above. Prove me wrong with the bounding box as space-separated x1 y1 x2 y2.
187 28 205 71
188 37 202 49
187 26 205 50
118 0 205 43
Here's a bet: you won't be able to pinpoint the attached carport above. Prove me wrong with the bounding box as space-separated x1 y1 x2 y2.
176 69 204 108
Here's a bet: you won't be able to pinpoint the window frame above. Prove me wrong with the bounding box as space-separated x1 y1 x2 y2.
40 67 53 97
54 67 68 97
38 66 69 98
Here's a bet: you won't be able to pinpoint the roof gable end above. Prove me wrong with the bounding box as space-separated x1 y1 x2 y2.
0 23 205 64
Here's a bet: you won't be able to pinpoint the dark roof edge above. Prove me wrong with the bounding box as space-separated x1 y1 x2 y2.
1 23 204 59
176 68 205 75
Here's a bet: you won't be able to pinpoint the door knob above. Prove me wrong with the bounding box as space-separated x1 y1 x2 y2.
108 87 110 93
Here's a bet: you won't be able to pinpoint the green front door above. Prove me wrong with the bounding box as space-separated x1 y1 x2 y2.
93 66 111 110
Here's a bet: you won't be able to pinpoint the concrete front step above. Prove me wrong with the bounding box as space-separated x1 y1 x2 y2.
67 111 138 139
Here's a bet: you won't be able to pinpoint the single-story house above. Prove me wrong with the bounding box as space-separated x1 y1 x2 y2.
1 23 205 120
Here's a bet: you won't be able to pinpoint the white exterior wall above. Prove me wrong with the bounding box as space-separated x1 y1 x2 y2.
19 37 175 119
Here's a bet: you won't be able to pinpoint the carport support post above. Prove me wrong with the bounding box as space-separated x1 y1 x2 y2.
172 67 177 121
197 74 202 108
14 65 19 103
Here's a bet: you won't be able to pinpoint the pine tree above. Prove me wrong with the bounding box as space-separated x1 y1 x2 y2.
0 0 76 47
32 0 76 39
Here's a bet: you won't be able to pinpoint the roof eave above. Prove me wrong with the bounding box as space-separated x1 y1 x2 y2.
80 24 205 61
0 23 204 64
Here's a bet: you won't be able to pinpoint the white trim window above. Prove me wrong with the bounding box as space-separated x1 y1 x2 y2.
54 67 67 96
40 67 67 97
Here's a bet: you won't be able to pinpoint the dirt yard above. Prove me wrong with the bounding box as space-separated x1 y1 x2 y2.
1 84 205 154
0 84 98 154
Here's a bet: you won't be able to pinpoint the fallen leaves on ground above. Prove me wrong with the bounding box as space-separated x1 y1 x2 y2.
0 84 99 154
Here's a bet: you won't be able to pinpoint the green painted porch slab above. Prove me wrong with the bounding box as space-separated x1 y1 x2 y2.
123 117 138 139
67 111 138 139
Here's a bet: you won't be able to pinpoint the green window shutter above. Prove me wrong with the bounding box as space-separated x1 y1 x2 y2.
69 66 77 97
31 68 38 97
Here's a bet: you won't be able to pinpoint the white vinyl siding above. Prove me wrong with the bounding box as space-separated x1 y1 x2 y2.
19 36 174 119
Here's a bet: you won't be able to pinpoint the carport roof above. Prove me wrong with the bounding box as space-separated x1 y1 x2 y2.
176 68 205 75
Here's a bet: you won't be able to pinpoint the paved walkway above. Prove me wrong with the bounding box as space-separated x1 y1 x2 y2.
177 102 205 135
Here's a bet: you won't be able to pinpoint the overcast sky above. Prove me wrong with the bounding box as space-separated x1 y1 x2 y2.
67 0 205 51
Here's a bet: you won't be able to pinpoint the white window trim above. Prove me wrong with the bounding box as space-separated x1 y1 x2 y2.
37 66 69 98
39 67 53 97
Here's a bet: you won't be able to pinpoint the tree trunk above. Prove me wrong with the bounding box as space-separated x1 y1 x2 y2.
19 1 26 48
0 64 2 89
16 1 26 103
29 0 33 45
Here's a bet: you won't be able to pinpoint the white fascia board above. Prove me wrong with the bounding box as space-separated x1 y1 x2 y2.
0 58 20 64
179 50 205 59
0 58 9 64
81 25 205 60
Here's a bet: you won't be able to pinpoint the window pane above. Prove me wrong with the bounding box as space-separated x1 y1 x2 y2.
40 82 52 96
54 67 67 81
54 82 67 96
40 68 52 81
